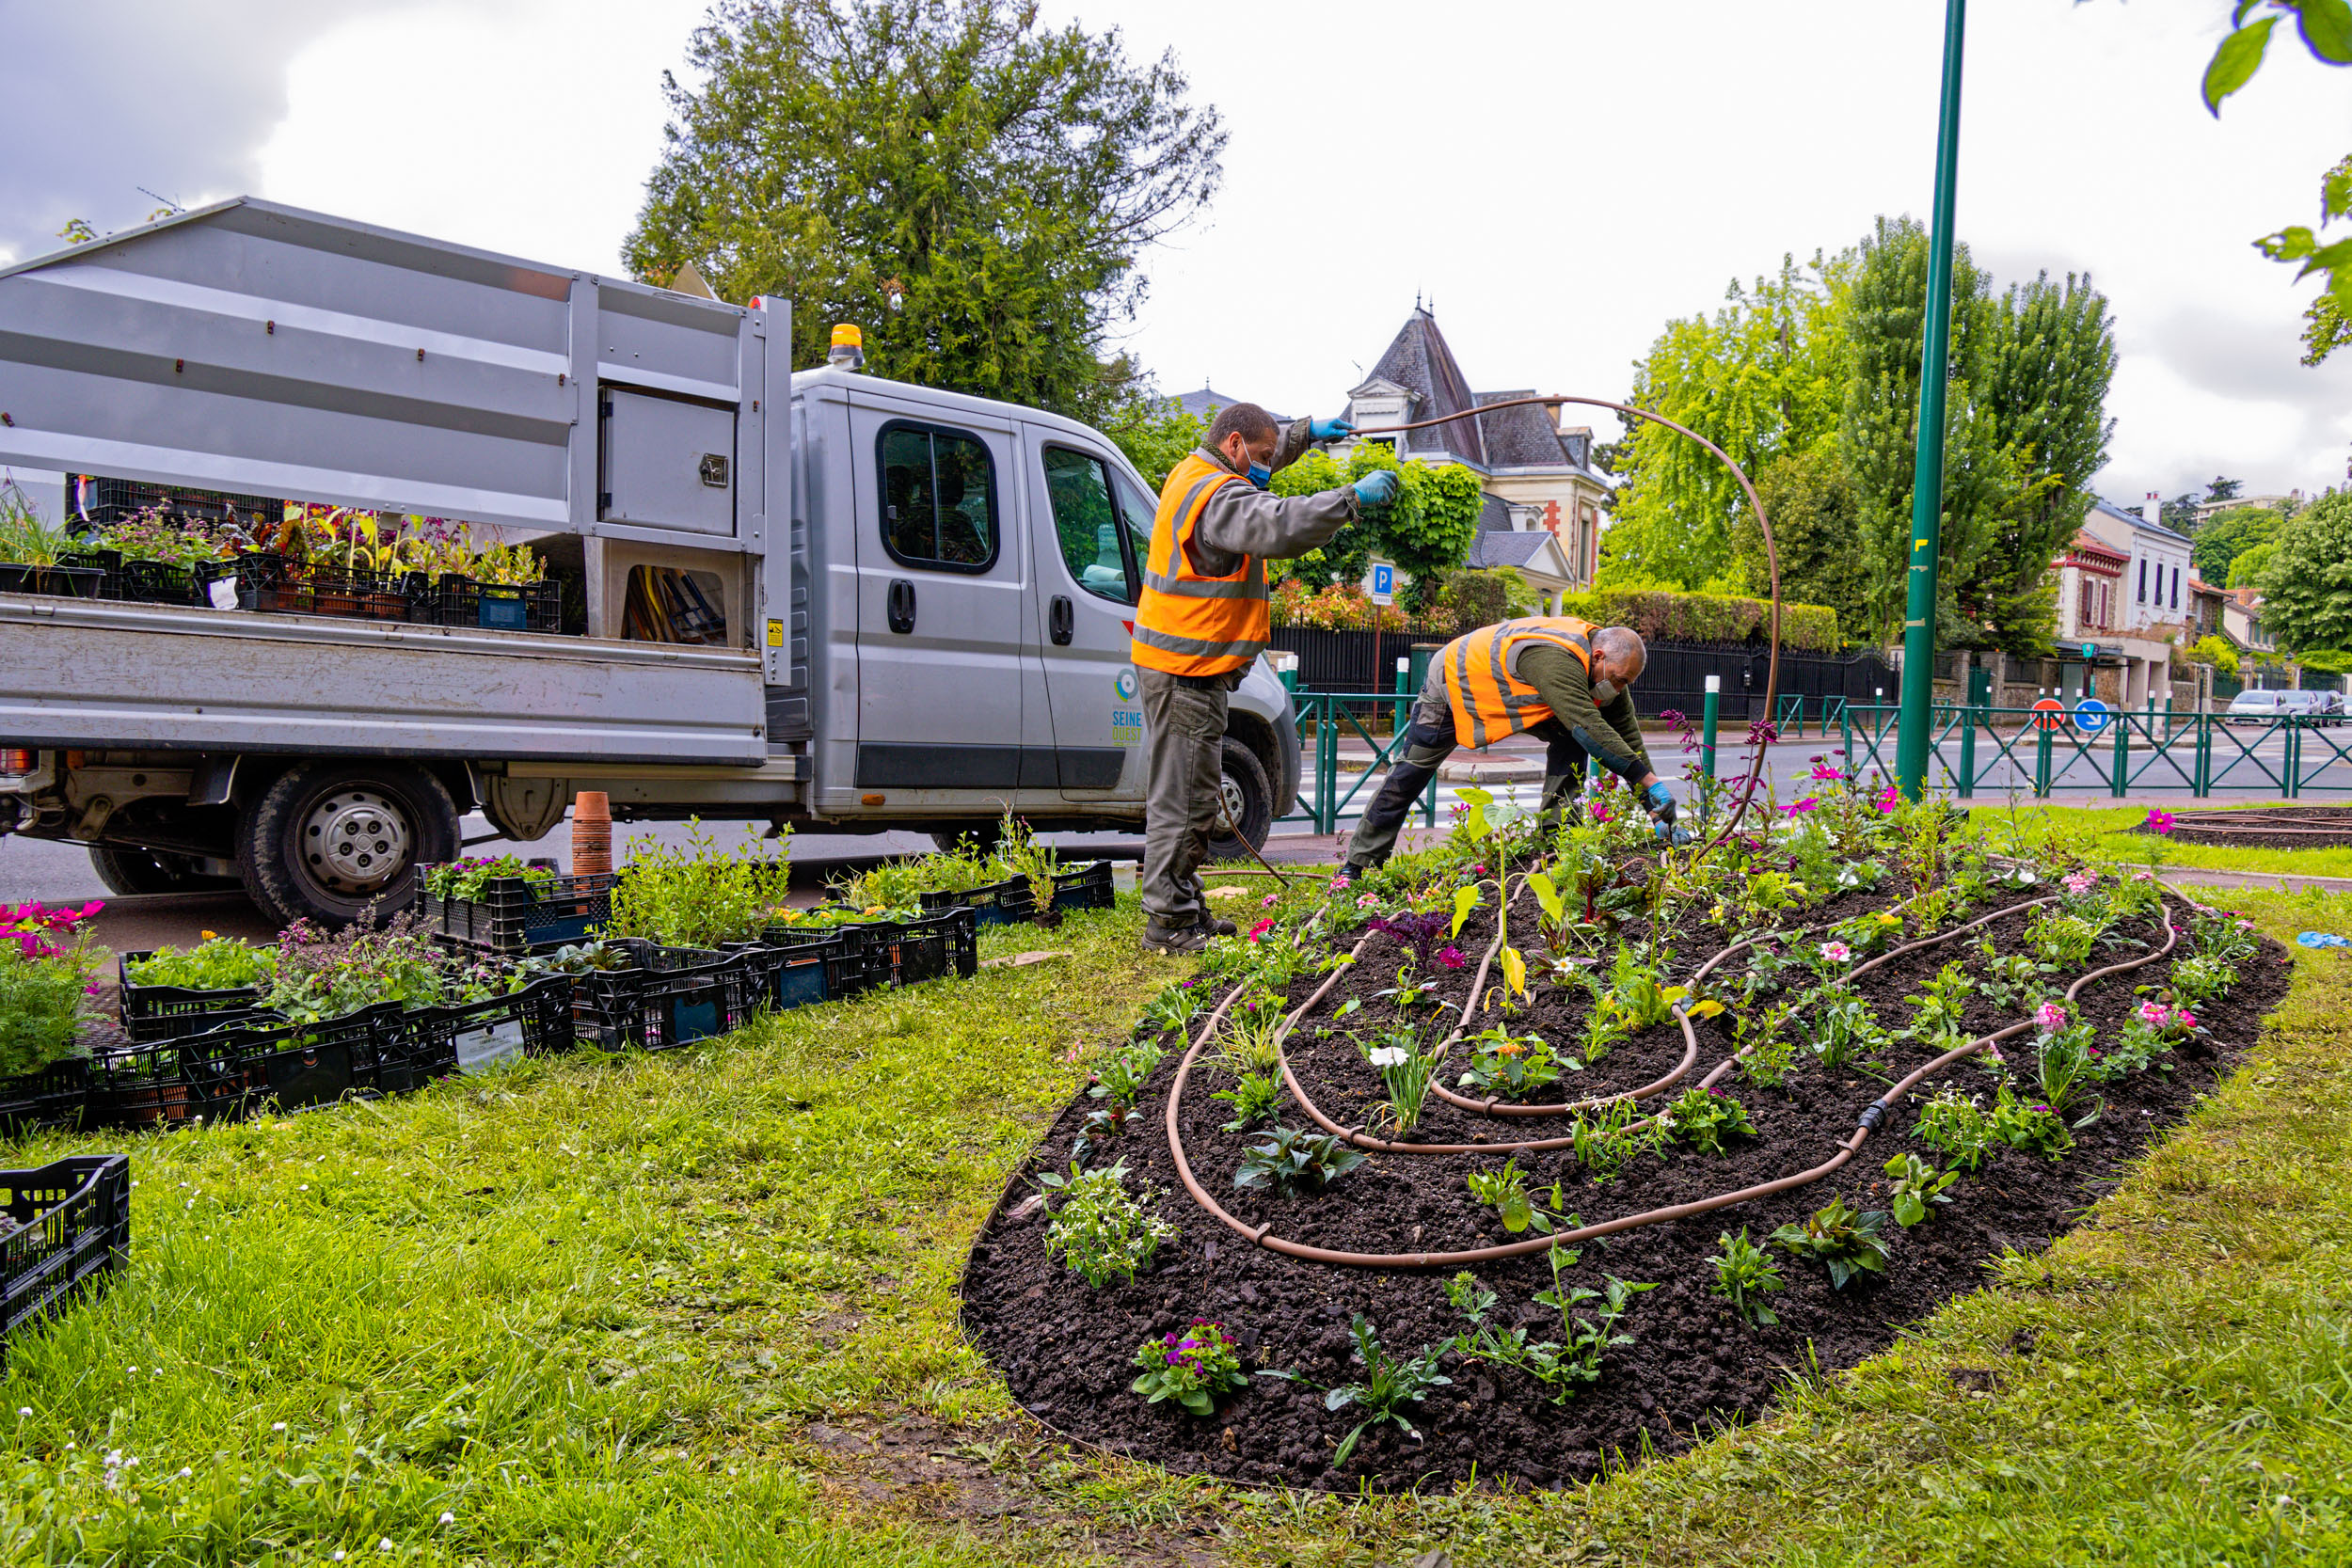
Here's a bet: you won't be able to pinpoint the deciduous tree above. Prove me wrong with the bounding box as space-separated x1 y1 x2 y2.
2255 489 2352 649
625 0 1225 420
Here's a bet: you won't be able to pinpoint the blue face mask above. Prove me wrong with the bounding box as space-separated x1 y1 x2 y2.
1245 462 1272 490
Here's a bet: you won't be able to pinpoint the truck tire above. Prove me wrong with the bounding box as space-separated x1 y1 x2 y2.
237 761 460 929
931 820 1006 856
1208 736 1273 859
88 845 241 895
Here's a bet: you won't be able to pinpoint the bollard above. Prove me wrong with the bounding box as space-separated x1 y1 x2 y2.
1956 704 1976 798
1700 674 1721 782
1393 656 1411 742
572 790 612 877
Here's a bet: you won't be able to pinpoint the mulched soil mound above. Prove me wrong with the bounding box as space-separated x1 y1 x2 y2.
2141 804 2352 851
960 882 2293 1493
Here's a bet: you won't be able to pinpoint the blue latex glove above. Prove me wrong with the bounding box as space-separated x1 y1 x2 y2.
1654 818 1692 847
1311 417 1354 441
1643 780 1677 823
1351 469 1401 508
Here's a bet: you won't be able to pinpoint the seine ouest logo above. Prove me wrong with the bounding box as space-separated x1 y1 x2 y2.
1114 669 1137 702
1111 668 1143 747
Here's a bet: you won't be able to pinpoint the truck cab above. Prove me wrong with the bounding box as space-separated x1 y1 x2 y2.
0 198 1298 926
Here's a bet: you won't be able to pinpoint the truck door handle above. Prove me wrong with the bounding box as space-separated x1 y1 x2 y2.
887 578 916 635
1049 594 1073 645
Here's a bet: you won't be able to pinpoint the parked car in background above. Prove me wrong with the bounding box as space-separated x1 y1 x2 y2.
2226 689 2285 724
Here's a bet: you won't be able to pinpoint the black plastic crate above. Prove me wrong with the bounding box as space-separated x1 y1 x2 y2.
390 974 576 1077
918 861 1116 927
115 558 211 607
729 936 861 1011
416 867 613 955
869 907 979 988
0 562 104 598
437 576 562 633
91 1005 396 1128
576 942 761 1053
68 474 279 534
0 1060 90 1136
0 1154 131 1352
117 951 267 1044
759 916 895 996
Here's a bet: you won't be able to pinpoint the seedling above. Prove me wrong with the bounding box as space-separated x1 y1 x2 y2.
1661 1085 1756 1154
1810 986 1888 1069
1465 1159 1580 1235
1706 1227 1786 1325
1902 960 1975 1054
1360 1022 1436 1133
1446 1260 1658 1404
1132 1320 1248 1416
1233 1124 1368 1196
1210 1069 1283 1132
1089 1041 1166 1111
1036 1160 1176 1287
1736 1002 1798 1088
1913 1085 1995 1171
1570 1095 1657 1184
1458 1025 1568 1098
1771 1196 1889 1291
1259 1316 1451 1465
1883 1152 1959 1226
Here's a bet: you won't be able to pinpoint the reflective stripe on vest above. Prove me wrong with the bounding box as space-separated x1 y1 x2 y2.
1130 451 1270 675
1438 616 1597 750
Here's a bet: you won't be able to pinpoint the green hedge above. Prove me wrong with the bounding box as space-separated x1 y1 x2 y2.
1559 588 1842 653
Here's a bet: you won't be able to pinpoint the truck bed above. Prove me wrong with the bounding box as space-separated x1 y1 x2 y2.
0 594 769 765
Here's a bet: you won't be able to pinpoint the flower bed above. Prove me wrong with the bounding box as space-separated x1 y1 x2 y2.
961 773 2293 1493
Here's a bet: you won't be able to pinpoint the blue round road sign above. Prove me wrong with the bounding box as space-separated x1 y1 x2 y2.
2074 696 2111 734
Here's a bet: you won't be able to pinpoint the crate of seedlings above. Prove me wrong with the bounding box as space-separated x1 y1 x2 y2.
118 940 273 1043
759 906 899 994
919 860 1116 927
868 906 980 988
389 972 576 1078
0 1060 90 1137
575 940 763 1053
92 1004 399 1128
728 933 862 1011
0 1153 131 1352
437 575 563 633
417 858 612 955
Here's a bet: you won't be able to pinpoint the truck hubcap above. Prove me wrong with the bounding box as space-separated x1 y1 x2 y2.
1218 773 1248 835
302 788 410 895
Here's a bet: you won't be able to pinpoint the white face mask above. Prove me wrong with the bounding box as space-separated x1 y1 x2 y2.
1593 678 1622 705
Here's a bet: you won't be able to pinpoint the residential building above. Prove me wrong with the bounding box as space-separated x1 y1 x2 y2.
1333 307 1604 609
2186 578 2227 641
2052 529 2127 646
2192 488 2300 527
1173 386 1284 426
2049 493 2195 708
2220 586 2277 658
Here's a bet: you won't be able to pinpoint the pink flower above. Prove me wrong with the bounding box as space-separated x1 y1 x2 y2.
1328 875 1352 892
1261 895 1279 909
2132 871 2154 882
1985 1041 2006 1064
1820 941 1851 962
2173 1007 2197 1029
2146 807 2176 835
2064 871 2098 895
1357 893 1379 909
1787 797 1820 816
2136 1000 2169 1028
2035 1002 2067 1034
1873 786 1899 814
1436 945 1467 970
1246 918 1275 943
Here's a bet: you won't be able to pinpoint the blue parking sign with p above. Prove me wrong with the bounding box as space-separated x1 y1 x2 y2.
1370 563 1393 605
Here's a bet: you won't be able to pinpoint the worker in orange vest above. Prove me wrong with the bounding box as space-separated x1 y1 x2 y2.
1132 402 1400 954
1343 615 1679 872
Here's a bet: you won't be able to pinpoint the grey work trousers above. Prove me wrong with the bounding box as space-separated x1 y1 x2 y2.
1136 664 1230 927
1346 673 1587 868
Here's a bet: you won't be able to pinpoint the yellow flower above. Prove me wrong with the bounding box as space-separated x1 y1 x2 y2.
1878 912 1900 925
199 929 218 940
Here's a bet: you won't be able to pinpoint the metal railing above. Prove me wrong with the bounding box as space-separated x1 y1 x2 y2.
1279 688 1442 834
1834 703 2352 798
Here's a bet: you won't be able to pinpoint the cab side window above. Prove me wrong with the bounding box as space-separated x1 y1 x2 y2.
879 422 998 573
1042 445 1139 605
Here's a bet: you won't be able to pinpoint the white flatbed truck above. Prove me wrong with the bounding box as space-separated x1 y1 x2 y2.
0 198 1297 925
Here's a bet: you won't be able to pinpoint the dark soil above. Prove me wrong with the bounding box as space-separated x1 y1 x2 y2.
2141 804 2352 851
960 881 2294 1493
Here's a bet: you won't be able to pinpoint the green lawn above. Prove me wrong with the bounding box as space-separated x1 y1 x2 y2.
1966 800 2352 879
5 873 2351 1564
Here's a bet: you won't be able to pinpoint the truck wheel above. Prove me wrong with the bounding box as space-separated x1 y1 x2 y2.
931 820 1006 856
237 761 460 929
88 845 241 895
1208 737 1273 859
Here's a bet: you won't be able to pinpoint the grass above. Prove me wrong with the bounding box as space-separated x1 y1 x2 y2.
4 863 2351 1563
1965 799 2352 879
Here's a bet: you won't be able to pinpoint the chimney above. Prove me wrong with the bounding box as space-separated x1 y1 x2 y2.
2141 491 2163 530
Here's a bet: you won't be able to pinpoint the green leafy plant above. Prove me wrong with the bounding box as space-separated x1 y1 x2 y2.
1975 940 2042 1010
1214 991 1287 1074
2026 910 2101 969
2167 954 2234 1008
0 903 103 1077
1233 1124 1367 1196
1706 1227 1786 1325
1260 1315 1452 1465
605 818 793 947
1661 1085 1756 1155
1990 1084 2072 1159
1137 981 1208 1040
121 935 273 991
1902 960 1976 1053
1131 1320 1248 1416
1211 1069 1283 1132
1772 1196 1889 1291
1883 1152 1959 1227
1736 1001 1798 1088
1089 1041 1166 1111
1036 1160 1175 1287
1446 1263 1658 1404
0 490 73 567
1466 1158 1579 1235
1913 1085 1996 1172
1571 1095 1657 1184
1359 1022 1436 1133
996 811 1063 920
423 854 555 903
263 911 483 1024
1810 986 1889 1069
93 508 235 569
1458 1025 1566 1098
2030 1006 2103 1125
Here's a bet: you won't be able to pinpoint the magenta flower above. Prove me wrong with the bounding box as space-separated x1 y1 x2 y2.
1261 894 1279 909
1873 786 1899 814
1328 874 1352 892
2035 1002 2067 1034
2146 807 2176 835
1820 941 1851 962
1246 918 1275 943
1436 945 1467 970
1809 761 1845 782
1787 797 1820 816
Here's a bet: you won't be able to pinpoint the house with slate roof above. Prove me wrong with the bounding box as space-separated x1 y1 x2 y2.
1331 307 1606 611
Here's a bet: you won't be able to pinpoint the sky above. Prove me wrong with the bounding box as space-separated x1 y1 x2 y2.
2 0 2347 509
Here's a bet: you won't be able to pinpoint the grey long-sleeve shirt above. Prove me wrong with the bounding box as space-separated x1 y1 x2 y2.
1517 643 1654 784
1184 418 1359 576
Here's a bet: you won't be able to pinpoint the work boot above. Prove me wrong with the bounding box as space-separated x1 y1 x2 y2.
1208 916 1238 937
1142 918 1216 956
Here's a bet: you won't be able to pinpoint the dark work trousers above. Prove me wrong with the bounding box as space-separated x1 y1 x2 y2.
1346 674 1589 868
1136 664 1230 927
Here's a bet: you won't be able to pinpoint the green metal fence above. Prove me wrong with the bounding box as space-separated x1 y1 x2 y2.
1836 704 2352 798
1278 689 1442 834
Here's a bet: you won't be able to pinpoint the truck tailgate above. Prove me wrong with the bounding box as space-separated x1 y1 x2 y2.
0 595 768 765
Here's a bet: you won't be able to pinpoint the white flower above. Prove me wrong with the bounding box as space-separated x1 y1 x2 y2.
438 1512 454 1526
1368 1046 1409 1069
379 1542 394 1553
271 1421 286 1432
14 1408 26 1418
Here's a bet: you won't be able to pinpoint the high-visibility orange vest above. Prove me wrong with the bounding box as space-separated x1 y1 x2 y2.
1438 616 1598 749
1130 451 1269 677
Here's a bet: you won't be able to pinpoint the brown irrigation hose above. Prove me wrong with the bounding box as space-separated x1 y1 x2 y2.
1343 394 1782 853
1160 890 2192 1271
